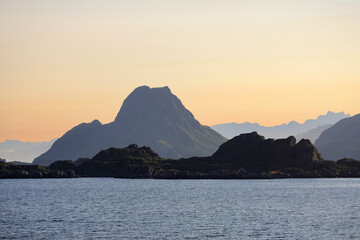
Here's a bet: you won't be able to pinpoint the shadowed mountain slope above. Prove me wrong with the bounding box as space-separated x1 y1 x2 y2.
33 86 226 166
315 113 360 160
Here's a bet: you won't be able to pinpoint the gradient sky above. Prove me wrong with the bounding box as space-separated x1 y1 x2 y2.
1 0 360 142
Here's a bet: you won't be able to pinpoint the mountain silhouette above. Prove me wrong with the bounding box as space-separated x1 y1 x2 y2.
315 113 360 160
33 86 226 165
211 111 350 140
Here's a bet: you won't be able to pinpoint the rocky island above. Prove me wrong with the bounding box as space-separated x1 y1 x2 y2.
2 132 360 179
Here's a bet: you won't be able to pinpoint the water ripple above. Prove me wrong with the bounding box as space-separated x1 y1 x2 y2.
1 178 360 239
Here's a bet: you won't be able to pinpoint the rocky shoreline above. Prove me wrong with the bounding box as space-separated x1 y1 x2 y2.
0 162 75 178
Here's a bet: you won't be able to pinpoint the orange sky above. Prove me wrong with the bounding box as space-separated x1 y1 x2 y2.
1 0 360 142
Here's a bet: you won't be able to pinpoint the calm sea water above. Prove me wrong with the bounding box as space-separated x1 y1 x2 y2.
1 178 360 240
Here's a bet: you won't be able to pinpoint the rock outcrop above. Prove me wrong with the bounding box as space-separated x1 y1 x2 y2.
77 144 164 177
211 132 321 170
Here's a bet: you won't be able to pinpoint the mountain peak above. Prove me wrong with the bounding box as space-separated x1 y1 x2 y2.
131 85 171 95
150 86 171 92
90 119 102 126
114 85 197 128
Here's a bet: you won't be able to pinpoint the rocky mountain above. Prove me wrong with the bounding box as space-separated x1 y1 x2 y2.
211 111 350 140
294 124 332 143
0 139 57 163
315 113 360 160
33 86 226 166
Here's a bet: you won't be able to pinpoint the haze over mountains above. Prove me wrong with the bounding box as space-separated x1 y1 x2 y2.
0 139 57 163
33 86 226 166
315 113 360 160
211 111 350 142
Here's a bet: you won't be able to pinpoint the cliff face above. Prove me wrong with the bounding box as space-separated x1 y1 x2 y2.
33 86 226 166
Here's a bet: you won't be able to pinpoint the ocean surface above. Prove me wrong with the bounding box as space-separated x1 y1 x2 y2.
1 178 360 240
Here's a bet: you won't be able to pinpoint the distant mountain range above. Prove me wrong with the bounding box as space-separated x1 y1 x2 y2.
211 111 350 142
33 86 226 166
0 139 57 163
315 113 360 160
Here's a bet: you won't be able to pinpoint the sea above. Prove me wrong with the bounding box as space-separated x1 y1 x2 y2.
1 178 359 239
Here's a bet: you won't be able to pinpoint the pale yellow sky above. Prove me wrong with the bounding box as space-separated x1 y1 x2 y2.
1 0 360 142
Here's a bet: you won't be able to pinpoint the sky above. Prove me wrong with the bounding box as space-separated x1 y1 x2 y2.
1 0 360 142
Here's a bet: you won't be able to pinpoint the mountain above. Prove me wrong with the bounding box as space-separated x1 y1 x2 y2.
0 139 57 163
211 111 350 140
294 124 332 143
315 113 360 160
33 86 226 166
